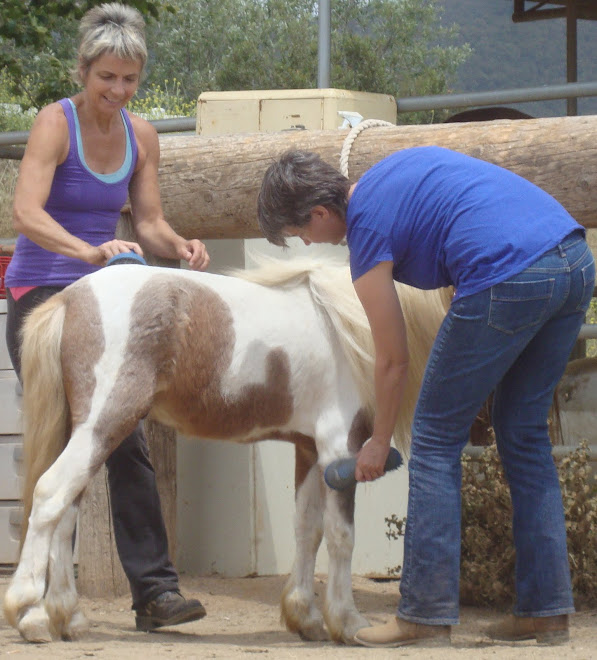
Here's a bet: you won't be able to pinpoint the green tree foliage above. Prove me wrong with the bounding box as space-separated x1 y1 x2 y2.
328 0 470 123
1 0 469 125
144 0 470 124
0 0 171 109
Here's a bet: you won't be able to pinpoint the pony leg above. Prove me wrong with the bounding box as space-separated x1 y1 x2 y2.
45 496 89 641
322 487 368 644
4 488 63 642
281 464 328 641
4 430 95 642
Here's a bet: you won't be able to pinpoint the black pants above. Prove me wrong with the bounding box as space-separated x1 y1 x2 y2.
6 286 179 609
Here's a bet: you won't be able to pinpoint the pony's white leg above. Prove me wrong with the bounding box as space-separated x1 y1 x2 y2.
45 496 89 641
4 430 95 642
322 487 368 644
281 463 328 641
5 486 64 642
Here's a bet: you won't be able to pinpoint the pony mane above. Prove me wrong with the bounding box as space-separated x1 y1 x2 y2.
229 255 452 454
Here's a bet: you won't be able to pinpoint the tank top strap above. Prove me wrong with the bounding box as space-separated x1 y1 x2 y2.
57 98 77 161
121 108 138 171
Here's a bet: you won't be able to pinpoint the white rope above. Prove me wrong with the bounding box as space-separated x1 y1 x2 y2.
339 118 395 178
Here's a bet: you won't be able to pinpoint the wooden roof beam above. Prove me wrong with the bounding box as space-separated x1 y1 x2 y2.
512 1 597 22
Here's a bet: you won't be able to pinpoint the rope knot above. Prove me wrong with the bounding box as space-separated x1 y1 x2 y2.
339 119 394 178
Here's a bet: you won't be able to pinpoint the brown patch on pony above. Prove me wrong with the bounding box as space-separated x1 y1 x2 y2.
155 277 294 437
95 274 295 445
94 275 190 449
61 281 105 431
293 435 318 490
347 408 372 455
336 409 373 523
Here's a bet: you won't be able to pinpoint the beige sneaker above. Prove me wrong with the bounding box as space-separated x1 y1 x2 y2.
353 616 451 648
486 614 569 645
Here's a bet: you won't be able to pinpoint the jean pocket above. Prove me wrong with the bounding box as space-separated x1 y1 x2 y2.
489 278 554 335
576 255 596 313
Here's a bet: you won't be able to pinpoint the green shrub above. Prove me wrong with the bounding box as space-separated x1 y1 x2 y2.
0 160 19 237
0 71 38 132
559 442 597 605
587 297 597 358
459 442 516 607
129 79 196 120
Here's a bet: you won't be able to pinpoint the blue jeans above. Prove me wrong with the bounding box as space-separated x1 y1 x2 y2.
398 230 595 625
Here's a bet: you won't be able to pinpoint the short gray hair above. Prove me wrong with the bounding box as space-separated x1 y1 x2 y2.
74 3 147 84
257 150 350 247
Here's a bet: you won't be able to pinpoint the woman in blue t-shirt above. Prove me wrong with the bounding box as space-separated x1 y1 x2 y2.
258 147 595 648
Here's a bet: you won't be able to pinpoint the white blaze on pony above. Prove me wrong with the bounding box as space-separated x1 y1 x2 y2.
3 258 451 644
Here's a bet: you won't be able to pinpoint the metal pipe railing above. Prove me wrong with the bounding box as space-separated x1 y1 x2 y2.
395 80 597 114
2 80 597 148
578 324 597 340
0 116 197 147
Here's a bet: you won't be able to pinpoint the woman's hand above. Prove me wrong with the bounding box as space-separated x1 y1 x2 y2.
84 239 144 266
176 239 210 271
355 438 391 483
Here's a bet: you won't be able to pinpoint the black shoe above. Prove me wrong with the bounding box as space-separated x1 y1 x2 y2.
135 591 207 631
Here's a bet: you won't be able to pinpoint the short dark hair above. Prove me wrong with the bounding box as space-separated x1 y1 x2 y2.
257 150 350 247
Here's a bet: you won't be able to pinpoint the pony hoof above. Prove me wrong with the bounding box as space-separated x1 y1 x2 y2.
327 612 370 644
345 613 369 640
298 622 329 642
18 606 54 643
62 608 90 641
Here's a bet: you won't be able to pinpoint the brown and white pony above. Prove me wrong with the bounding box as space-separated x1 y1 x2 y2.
3 257 451 644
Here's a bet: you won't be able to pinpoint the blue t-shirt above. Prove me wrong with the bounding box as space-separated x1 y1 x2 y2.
346 146 583 300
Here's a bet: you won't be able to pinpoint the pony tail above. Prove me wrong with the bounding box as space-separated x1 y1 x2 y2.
19 293 69 550
392 285 453 452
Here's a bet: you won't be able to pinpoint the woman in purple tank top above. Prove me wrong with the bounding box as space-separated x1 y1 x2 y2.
5 3 208 632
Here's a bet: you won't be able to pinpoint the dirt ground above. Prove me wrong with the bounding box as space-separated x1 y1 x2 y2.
1 574 595 659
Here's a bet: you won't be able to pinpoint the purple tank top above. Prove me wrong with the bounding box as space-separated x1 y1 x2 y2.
5 98 138 287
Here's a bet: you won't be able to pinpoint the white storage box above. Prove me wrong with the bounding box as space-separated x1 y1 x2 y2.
197 88 396 135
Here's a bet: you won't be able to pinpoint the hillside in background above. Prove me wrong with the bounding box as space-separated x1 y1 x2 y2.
438 0 597 116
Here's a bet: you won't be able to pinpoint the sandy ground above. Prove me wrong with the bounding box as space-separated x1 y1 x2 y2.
1 574 596 659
